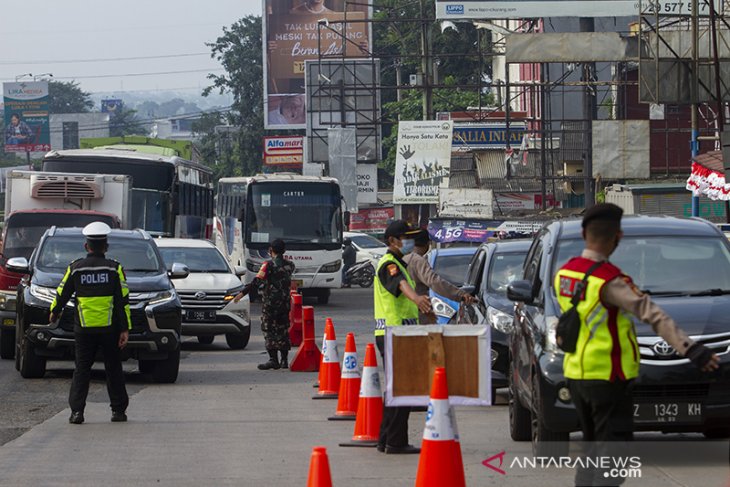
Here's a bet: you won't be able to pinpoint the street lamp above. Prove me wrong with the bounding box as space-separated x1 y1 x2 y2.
14 73 32 81
33 73 53 81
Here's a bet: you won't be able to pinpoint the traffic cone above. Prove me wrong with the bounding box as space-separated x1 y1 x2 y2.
314 318 331 389
290 306 321 372
414 367 465 487
313 318 340 399
289 293 303 347
306 446 333 487
328 333 361 421
339 343 382 447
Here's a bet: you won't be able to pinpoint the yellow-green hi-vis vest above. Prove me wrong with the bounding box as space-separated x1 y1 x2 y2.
554 257 640 381
374 253 419 337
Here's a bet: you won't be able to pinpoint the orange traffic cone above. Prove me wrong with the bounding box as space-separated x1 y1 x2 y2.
339 343 382 447
314 318 331 389
328 333 361 421
313 318 340 399
290 306 320 372
414 367 465 487
288 293 303 347
306 446 333 487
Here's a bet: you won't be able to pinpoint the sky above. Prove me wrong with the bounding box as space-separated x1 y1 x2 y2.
0 0 263 96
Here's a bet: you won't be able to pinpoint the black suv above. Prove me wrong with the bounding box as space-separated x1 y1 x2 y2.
507 216 730 455
8 227 188 383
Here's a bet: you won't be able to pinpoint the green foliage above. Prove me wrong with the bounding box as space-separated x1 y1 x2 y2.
109 109 144 137
49 80 93 114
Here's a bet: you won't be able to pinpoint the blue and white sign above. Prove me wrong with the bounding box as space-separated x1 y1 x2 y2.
452 124 526 149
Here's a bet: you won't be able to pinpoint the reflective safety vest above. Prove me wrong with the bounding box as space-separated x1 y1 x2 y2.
374 253 419 337
554 257 640 381
51 255 132 331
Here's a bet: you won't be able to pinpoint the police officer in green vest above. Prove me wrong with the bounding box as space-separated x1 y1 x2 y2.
50 222 132 425
555 204 719 486
374 220 432 454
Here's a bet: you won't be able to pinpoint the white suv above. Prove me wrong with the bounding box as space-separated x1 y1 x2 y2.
154 238 251 349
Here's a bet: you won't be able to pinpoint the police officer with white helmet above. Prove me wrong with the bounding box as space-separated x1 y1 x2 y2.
50 222 132 424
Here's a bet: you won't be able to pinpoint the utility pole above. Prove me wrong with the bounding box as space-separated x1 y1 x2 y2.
580 17 596 209
691 0 700 217
420 0 432 121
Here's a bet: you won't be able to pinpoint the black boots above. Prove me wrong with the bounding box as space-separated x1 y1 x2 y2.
111 411 128 422
258 350 280 370
280 350 289 369
69 411 84 424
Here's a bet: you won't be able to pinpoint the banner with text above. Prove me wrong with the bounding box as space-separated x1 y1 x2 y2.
3 81 50 153
264 135 304 167
263 0 370 130
394 120 453 204
350 207 394 233
357 163 377 204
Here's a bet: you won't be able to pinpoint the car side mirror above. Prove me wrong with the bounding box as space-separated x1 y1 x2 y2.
168 262 189 280
234 265 246 277
507 280 534 304
6 257 29 274
460 284 476 296
344 211 351 228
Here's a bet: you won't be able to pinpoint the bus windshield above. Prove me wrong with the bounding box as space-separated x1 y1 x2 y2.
246 182 341 248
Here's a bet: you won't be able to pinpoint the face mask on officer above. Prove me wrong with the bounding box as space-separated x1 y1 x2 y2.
400 238 415 255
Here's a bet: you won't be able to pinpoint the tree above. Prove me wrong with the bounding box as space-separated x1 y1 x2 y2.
109 109 144 137
49 80 93 114
203 15 264 177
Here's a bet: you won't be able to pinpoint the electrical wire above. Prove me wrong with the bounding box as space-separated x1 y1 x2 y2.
0 68 225 82
0 53 211 66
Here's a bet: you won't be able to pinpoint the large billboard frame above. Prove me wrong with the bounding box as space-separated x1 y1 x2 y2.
262 0 372 131
3 81 51 154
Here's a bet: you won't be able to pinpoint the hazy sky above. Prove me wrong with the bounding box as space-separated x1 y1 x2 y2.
0 0 263 95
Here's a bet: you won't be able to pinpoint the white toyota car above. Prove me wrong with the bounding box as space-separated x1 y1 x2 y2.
154 238 251 349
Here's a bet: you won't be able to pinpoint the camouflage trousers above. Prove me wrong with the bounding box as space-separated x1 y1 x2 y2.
261 310 291 352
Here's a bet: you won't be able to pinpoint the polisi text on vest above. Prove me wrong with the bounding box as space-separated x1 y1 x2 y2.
80 273 109 285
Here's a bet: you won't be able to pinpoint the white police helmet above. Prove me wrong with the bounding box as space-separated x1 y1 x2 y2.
82 221 112 241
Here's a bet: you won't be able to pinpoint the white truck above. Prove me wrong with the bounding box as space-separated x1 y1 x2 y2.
0 171 132 360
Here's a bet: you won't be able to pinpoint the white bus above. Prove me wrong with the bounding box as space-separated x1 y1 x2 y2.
214 174 344 304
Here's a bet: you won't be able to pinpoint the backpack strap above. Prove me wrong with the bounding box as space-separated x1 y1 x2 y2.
569 261 604 307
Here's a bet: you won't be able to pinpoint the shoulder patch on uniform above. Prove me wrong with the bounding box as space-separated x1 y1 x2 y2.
256 262 269 279
621 275 643 296
387 263 400 277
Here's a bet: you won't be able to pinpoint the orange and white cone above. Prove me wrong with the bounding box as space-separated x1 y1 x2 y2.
306 446 333 487
339 343 383 447
328 333 361 421
313 320 330 388
414 367 465 487
313 318 340 399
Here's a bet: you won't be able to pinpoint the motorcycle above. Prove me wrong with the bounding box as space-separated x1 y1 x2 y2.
344 260 375 288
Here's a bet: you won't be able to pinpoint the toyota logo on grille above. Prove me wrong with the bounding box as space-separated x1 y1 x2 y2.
194 291 207 300
652 340 675 357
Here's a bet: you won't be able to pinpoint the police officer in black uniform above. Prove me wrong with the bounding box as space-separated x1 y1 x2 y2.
50 222 132 425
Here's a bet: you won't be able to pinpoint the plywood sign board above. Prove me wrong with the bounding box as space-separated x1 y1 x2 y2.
385 325 491 407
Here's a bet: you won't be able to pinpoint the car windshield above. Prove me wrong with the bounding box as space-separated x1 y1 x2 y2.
157 246 230 273
554 236 730 294
350 234 386 250
37 236 161 273
488 252 528 294
432 253 474 286
2 213 117 260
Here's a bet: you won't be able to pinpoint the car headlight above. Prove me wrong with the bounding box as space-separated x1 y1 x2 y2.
320 260 342 273
543 316 563 355
432 296 457 318
245 259 260 272
148 290 176 306
224 285 244 302
487 306 515 334
30 284 57 303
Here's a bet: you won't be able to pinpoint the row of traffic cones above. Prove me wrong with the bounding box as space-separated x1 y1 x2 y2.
300 314 465 486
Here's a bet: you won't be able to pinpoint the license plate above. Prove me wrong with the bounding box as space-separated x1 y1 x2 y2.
185 310 216 322
633 402 703 424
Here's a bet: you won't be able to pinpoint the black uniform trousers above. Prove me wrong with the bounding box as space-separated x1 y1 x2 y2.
69 331 129 414
568 379 634 487
375 335 410 448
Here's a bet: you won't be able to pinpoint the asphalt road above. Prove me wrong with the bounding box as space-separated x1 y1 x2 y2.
0 287 727 486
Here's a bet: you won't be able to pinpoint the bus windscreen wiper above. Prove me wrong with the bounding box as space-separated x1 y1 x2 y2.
687 289 730 297
640 290 687 296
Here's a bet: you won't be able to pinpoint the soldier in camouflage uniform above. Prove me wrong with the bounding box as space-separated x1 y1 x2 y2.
235 239 296 370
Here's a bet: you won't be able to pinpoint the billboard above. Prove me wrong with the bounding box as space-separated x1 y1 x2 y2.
393 121 454 204
263 135 304 166
263 0 371 130
349 207 394 233
452 124 526 149
435 0 718 19
101 99 123 114
3 81 51 153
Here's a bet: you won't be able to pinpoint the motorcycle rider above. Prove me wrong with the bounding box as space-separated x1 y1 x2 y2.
342 238 356 288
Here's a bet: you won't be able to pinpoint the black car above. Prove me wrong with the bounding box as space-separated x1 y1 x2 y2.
507 216 730 455
8 227 188 383
458 239 531 393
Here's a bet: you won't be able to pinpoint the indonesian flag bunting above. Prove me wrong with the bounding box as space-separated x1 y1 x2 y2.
686 161 730 201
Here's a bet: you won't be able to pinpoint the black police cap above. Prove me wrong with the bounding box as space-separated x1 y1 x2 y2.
582 203 624 228
383 220 420 241
413 229 430 246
